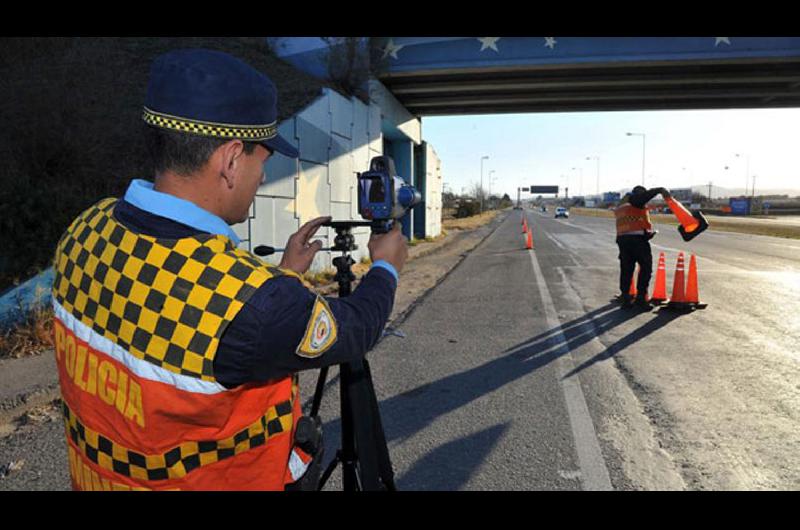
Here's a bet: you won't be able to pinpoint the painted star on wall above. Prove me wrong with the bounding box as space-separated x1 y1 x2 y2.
382 39 405 59
544 37 557 49
715 37 731 46
478 37 501 52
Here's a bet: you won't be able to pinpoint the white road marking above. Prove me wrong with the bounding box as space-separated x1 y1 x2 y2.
543 230 569 252
527 248 614 491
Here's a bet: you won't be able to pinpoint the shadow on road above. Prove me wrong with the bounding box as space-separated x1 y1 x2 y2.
561 308 683 380
317 301 681 490
396 422 511 490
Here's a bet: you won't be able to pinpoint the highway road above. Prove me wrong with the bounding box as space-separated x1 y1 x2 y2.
310 208 800 490
2 208 799 490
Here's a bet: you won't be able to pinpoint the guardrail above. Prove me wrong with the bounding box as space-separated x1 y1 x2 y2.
0 268 53 332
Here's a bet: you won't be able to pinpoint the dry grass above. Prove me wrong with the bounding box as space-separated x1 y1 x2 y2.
571 207 800 240
0 304 54 360
443 210 502 231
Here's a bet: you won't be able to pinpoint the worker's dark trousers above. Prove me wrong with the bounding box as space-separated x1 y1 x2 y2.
616 235 652 297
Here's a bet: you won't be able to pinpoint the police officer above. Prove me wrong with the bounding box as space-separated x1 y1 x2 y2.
51 49 407 491
614 185 671 308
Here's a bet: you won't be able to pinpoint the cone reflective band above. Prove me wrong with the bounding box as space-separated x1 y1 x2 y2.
650 252 668 304
685 254 707 309
686 254 699 304
669 252 687 304
665 197 709 242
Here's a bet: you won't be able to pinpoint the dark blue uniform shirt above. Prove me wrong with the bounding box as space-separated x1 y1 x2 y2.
113 199 397 389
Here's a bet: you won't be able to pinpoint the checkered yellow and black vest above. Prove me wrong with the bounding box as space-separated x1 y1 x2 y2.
614 203 653 236
51 197 308 490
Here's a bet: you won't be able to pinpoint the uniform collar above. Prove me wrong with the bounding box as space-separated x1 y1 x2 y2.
123 179 241 245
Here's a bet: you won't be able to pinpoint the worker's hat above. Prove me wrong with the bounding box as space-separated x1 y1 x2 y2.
142 48 299 158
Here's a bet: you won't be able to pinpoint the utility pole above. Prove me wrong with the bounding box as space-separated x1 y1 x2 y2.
586 156 600 195
480 155 489 214
708 181 713 202
626 132 646 186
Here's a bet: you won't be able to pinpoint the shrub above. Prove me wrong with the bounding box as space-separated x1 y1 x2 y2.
455 201 481 218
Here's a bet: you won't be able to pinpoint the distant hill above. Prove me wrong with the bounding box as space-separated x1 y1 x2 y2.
689 185 800 199
606 185 800 199
0 37 329 291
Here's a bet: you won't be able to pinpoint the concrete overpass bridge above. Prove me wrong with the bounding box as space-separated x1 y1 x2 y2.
372 37 800 116
267 36 800 238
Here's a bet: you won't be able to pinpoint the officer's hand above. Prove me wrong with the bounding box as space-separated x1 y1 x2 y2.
368 223 408 274
280 216 331 275
660 188 672 199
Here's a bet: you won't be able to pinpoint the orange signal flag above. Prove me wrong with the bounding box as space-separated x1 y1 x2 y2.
526 227 534 249
650 252 668 304
522 217 528 233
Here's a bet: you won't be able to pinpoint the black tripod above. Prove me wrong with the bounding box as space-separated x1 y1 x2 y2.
309 221 397 491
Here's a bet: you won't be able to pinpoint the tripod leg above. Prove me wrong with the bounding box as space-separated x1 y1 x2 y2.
340 363 361 490
362 359 397 491
317 451 341 490
311 366 329 418
342 359 396 491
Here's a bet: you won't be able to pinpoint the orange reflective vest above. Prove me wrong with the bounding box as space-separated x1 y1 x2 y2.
51 198 312 490
614 203 653 236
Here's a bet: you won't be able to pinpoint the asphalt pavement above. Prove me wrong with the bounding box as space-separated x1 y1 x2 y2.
311 207 800 490
3 208 799 490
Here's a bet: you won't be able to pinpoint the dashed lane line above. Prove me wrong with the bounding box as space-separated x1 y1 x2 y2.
527 247 614 491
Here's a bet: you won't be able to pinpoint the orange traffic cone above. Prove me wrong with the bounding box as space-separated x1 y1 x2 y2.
665 196 709 242
628 265 638 297
666 252 691 311
685 254 708 309
526 227 534 249
650 252 668 305
522 217 528 233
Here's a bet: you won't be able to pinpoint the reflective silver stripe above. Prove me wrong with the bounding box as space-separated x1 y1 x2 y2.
52 299 228 395
288 448 311 481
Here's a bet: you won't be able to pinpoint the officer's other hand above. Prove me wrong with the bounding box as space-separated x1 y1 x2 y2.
280 216 331 275
368 223 408 274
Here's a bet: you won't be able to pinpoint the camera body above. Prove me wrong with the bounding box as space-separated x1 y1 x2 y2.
357 156 421 233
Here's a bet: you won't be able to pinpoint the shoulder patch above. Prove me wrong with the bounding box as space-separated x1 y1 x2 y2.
296 296 338 358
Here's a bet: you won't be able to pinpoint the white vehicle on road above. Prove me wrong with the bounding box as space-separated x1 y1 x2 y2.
555 207 569 218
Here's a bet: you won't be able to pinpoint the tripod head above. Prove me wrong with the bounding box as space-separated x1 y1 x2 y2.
317 221 371 298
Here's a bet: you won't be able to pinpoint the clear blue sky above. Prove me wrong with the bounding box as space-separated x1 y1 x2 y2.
421 108 800 199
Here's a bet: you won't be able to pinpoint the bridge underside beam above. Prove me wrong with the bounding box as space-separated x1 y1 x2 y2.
378 58 800 116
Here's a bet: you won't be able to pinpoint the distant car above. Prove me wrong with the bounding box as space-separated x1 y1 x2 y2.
555 207 569 218
541 205 547 213
513 205 523 210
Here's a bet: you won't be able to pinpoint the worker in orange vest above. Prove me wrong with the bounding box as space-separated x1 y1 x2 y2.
614 185 671 308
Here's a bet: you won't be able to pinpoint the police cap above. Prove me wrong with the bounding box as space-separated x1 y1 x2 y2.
143 48 299 158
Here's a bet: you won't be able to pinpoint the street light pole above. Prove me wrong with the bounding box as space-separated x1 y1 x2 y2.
626 132 646 186
571 167 583 196
480 155 489 214
586 156 600 195
488 170 496 209
735 153 750 196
